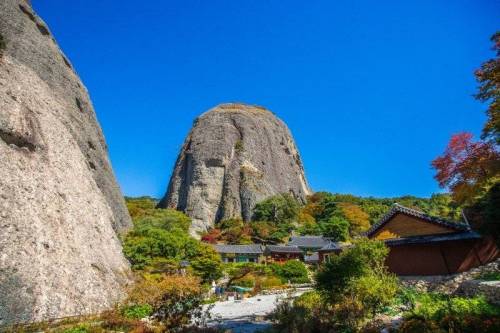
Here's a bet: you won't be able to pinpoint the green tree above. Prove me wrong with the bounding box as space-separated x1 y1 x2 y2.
468 182 500 246
277 260 310 284
252 193 300 223
123 202 223 281
316 238 390 302
190 244 223 282
319 216 349 241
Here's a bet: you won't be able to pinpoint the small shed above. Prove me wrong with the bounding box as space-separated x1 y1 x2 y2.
212 244 264 263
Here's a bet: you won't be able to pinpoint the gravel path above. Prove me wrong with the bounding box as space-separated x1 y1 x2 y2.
205 289 310 333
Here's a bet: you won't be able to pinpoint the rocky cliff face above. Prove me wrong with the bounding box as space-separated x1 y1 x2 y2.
0 0 132 325
158 103 311 235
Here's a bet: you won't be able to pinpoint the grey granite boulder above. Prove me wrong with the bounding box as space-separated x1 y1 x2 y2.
158 103 311 236
0 0 132 325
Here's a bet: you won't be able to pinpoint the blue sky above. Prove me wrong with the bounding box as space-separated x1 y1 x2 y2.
34 0 499 199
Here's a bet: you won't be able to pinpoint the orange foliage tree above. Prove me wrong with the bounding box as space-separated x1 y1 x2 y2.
338 202 371 234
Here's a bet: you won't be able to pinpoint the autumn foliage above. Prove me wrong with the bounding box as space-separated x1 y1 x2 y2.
474 31 500 144
432 132 499 205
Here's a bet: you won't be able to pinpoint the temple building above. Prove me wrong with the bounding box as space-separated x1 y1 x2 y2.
363 204 499 275
212 244 264 263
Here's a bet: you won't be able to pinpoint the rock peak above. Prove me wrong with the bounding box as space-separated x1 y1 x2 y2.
158 103 310 236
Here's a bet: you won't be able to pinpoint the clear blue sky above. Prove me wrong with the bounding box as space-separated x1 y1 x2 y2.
34 0 499 199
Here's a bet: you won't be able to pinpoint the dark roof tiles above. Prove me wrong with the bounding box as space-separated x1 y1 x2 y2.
384 231 481 246
288 236 330 248
265 245 303 253
212 244 264 254
365 203 470 237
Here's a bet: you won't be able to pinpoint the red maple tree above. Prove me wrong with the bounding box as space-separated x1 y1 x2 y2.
432 132 500 205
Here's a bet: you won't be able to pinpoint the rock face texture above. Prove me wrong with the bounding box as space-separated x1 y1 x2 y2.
158 103 311 235
0 0 132 325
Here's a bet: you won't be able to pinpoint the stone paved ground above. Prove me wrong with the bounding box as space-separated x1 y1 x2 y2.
205 289 309 333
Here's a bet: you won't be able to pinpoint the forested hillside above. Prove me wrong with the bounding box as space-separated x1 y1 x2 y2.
125 191 461 246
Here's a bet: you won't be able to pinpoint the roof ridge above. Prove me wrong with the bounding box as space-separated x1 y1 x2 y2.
365 203 470 237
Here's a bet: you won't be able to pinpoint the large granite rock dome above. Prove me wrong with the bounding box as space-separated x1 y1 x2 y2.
0 0 132 325
158 103 311 235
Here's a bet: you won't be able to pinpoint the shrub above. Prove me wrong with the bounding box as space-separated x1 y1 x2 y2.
408 293 500 322
479 271 500 281
121 304 153 319
398 317 441 333
233 273 256 288
316 238 389 302
313 238 397 330
125 275 209 330
277 260 310 284
100 310 148 332
62 326 89 333
259 276 283 289
347 272 399 318
269 295 329 333
399 293 500 333
293 291 322 309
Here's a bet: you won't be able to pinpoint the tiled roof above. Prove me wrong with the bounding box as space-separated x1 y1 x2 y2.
384 231 481 246
365 203 470 237
288 236 330 248
318 241 342 252
265 245 303 253
212 244 263 254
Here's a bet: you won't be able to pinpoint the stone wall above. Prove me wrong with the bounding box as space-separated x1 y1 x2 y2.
400 259 500 304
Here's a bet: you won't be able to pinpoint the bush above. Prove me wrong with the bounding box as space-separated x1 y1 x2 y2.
62 326 89 333
348 272 399 318
121 304 153 319
277 260 310 284
294 291 322 309
259 276 283 289
398 293 500 333
408 293 500 322
316 238 389 302
314 238 397 330
479 271 500 281
398 317 441 333
125 275 209 330
269 294 330 333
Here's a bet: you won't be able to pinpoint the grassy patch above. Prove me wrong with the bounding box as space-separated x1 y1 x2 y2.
479 271 500 281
